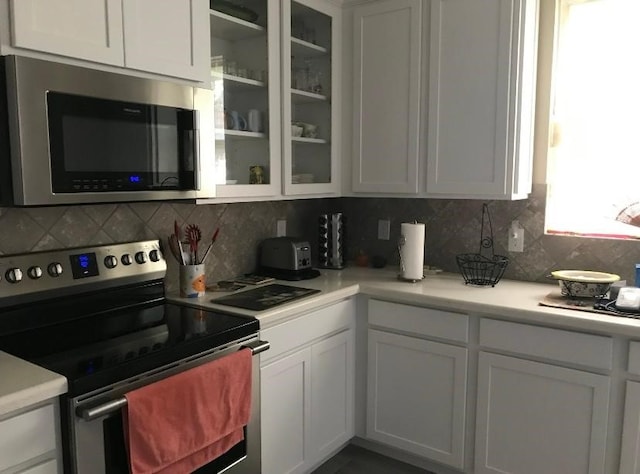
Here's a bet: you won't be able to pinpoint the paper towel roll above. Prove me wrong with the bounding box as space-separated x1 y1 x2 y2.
400 222 425 280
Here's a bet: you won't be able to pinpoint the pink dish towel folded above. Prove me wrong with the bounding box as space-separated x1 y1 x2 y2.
123 348 252 474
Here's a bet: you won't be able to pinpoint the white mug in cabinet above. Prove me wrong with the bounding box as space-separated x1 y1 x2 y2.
248 109 263 133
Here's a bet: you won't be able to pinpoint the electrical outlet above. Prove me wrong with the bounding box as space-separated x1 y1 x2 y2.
276 219 287 237
508 220 524 252
377 219 390 240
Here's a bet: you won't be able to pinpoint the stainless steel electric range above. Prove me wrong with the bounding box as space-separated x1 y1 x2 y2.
0 240 268 474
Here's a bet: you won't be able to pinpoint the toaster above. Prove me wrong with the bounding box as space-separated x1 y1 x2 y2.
259 237 312 271
258 237 320 280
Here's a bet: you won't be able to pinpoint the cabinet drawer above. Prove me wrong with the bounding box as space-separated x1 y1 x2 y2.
18 459 58 474
0 403 57 471
627 341 640 375
261 298 354 364
368 299 469 343
479 318 613 370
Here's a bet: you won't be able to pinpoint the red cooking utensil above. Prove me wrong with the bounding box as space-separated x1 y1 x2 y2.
200 228 220 264
185 224 202 264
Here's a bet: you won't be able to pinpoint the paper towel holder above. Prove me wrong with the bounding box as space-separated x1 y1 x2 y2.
397 221 425 283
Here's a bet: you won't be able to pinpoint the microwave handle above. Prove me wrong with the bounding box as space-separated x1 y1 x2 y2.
181 109 200 190
192 127 200 191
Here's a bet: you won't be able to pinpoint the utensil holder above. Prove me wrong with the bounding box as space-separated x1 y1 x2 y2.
180 264 206 298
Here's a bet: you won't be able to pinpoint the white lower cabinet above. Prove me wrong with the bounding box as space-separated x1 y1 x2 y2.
260 299 355 474
367 329 467 468
0 401 61 474
476 318 612 474
620 381 640 473
365 299 469 469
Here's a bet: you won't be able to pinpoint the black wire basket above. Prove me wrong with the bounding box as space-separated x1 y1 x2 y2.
456 204 509 287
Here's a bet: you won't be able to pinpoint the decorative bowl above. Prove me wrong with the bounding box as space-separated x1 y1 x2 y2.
550 270 620 298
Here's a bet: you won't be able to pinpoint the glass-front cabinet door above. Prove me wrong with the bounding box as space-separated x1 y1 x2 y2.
209 0 281 198
282 0 341 196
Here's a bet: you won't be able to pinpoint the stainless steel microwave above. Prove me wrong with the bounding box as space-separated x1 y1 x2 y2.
0 55 214 206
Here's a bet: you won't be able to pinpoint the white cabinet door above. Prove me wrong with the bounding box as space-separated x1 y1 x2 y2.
261 327 355 474
261 348 311 474
367 329 467 469
426 0 538 200
0 402 60 473
9 0 124 65
310 330 355 461
282 0 342 196
122 0 209 82
475 352 610 474
208 1 282 198
620 381 640 473
352 0 422 194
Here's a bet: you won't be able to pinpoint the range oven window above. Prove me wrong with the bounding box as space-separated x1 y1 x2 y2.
99 414 247 474
47 91 197 193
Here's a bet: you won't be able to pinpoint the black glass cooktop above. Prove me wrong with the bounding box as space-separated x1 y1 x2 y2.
213 284 321 311
0 285 258 395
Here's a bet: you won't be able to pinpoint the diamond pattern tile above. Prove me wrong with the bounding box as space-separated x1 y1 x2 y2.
0 183 637 287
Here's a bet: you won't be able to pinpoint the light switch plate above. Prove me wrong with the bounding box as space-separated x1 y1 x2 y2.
377 219 390 240
508 221 524 252
276 219 287 237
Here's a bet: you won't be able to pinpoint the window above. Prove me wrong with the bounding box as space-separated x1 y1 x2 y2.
545 0 640 239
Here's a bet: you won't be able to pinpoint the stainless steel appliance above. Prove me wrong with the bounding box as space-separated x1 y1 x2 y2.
318 213 345 269
0 240 267 474
258 237 320 280
0 55 215 206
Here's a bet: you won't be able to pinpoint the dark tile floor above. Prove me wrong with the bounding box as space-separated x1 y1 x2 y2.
311 444 433 474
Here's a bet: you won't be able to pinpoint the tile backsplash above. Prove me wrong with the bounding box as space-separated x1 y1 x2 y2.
342 184 640 285
1 184 639 291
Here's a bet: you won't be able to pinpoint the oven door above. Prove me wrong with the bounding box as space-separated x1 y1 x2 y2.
68 338 267 474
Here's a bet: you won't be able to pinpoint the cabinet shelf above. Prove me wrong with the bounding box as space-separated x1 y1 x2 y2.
212 72 266 90
291 37 328 57
215 129 267 139
292 137 328 144
210 9 265 40
292 89 328 103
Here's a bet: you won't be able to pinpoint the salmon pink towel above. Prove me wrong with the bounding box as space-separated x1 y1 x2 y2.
123 348 252 474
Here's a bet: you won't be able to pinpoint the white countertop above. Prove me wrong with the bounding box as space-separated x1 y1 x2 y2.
5 266 640 417
0 351 67 417
169 267 640 337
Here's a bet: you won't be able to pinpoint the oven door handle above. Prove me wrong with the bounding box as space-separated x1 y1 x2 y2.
77 340 270 422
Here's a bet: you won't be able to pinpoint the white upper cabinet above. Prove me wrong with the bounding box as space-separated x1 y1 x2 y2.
3 0 209 82
8 0 124 65
352 0 423 194
208 0 281 198
122 0 209 82
282 0 342 196
426 0 539 199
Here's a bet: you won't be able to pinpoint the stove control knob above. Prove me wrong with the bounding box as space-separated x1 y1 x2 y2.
149 249 161 262
121 254 133 266
5 268 23 283
48 262 63 277
135 251 147 264
104 255 118 269
27 266 43 280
